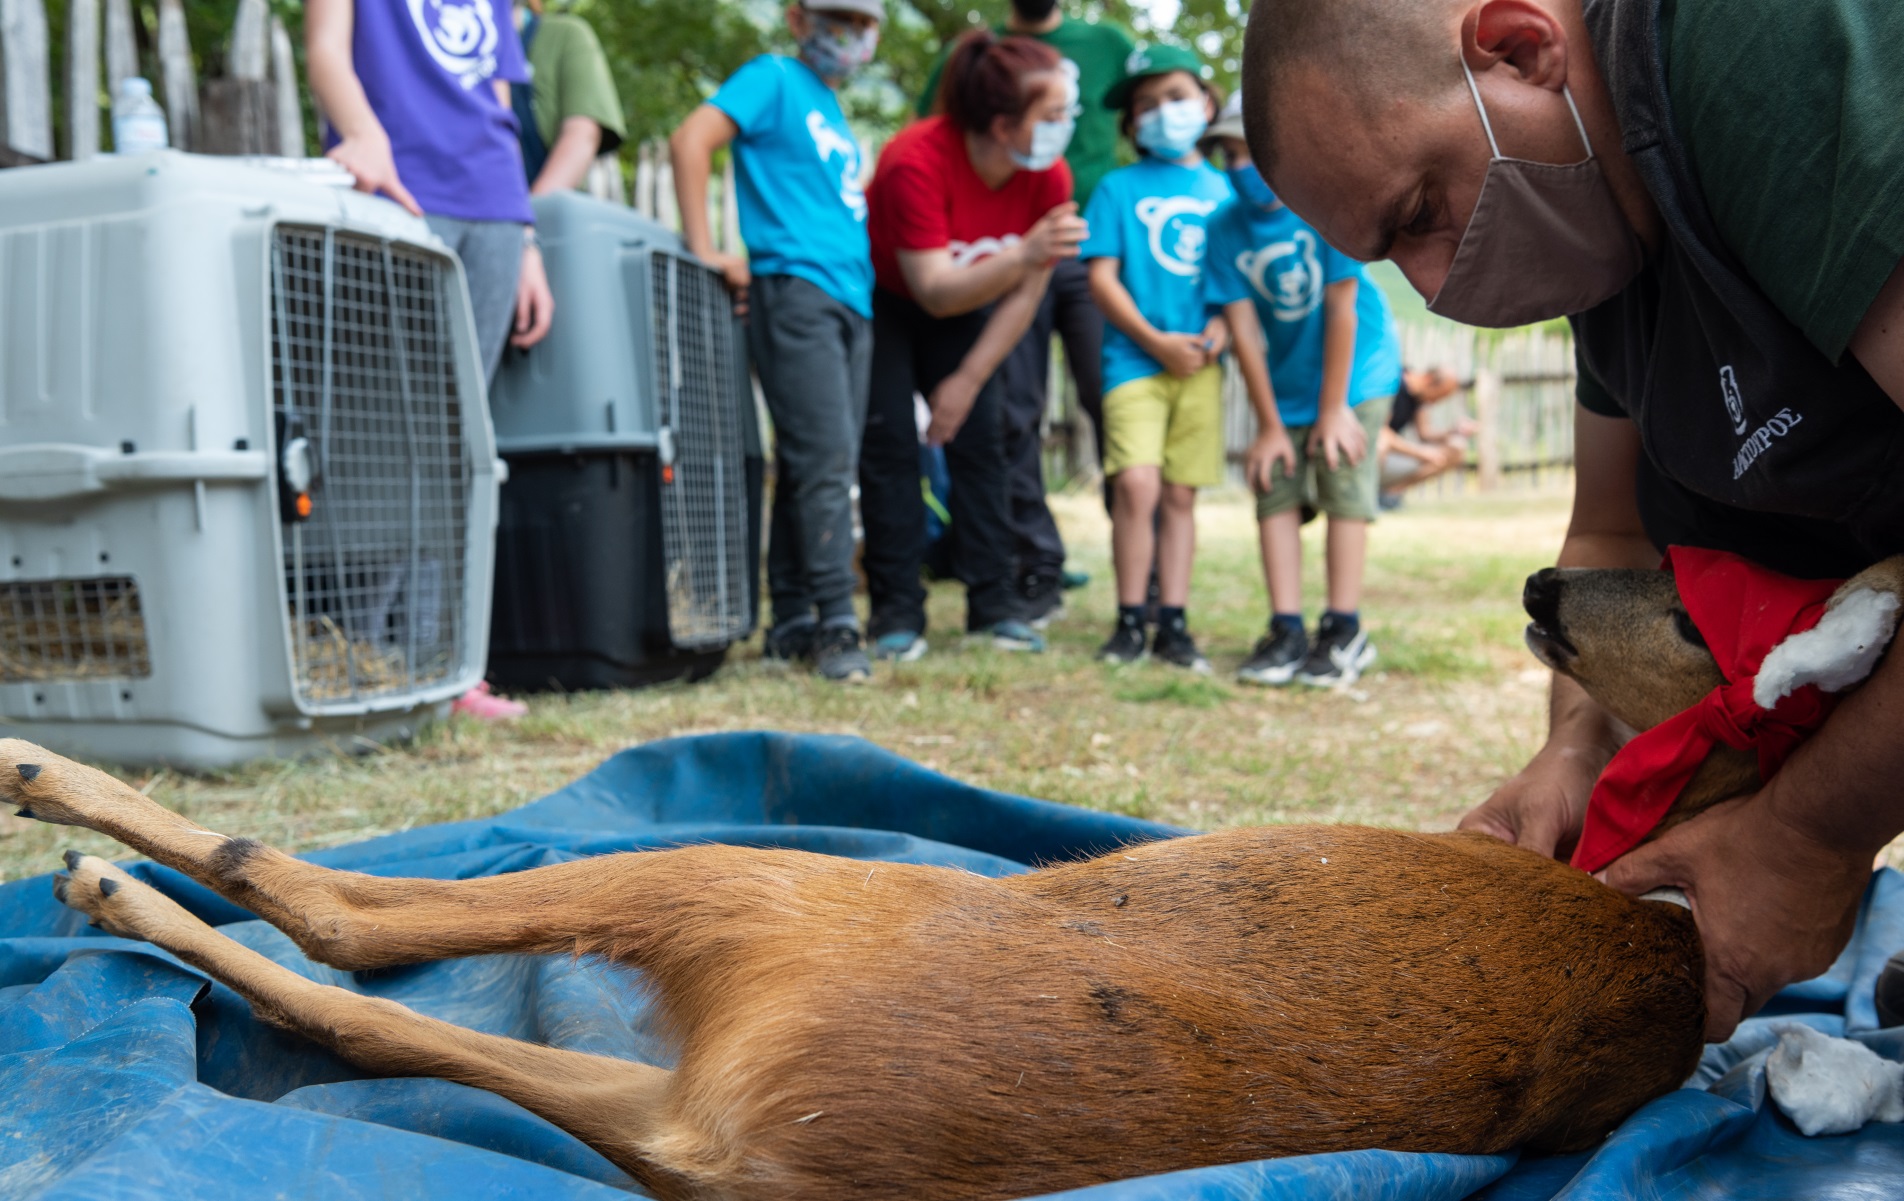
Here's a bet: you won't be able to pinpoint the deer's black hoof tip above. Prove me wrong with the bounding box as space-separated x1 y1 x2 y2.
15 807 34 821
16 763 42 783
98 878 119 898
51 872 69 903
63 849 82 870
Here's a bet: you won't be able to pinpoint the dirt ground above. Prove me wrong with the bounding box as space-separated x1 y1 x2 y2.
3 484 1895 881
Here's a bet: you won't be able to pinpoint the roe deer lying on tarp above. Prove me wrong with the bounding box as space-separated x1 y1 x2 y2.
6 553 1901 1201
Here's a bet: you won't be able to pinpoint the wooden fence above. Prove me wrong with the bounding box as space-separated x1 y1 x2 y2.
1 0 305 163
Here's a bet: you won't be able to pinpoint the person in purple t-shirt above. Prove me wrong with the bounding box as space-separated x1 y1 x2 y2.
307 0 555 384
308 0 552 722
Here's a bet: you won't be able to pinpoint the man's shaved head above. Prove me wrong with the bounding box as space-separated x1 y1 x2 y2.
1240 0 1460 183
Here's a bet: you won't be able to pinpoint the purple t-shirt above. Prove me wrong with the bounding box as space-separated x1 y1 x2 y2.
336 0 533 223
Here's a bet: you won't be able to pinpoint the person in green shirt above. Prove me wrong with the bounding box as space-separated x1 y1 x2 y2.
918 3 1137 616
1238 0 1904 1044
512 0 628 194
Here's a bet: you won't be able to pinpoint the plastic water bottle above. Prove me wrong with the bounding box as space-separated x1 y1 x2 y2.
112 78 169 155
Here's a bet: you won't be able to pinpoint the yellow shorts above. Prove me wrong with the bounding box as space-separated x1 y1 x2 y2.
1101 365 1225 487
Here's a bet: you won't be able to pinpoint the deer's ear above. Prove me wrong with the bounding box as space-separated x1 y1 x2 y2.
1755 589 1902 709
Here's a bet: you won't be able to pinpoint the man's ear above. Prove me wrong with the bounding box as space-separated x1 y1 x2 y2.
785 4 809 39
1462 0 1570 90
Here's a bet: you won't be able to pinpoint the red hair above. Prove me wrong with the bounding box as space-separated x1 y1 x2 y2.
941 32 1063 134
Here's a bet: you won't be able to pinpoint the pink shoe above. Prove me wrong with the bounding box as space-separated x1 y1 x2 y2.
451 680 527 721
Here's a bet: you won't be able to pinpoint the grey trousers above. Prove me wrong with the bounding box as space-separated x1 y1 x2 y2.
425 214 524 386
747 273 873 628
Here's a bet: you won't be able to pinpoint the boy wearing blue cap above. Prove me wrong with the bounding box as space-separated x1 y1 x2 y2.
1081 43 1230 672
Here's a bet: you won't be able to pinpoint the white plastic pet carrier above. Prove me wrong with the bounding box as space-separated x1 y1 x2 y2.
0 152 500 767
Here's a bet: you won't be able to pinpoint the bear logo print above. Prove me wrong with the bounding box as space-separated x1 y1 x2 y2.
1136 196 1220 278
1236 228 1323 322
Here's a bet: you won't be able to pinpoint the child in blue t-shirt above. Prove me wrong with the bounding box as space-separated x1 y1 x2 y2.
1081 43 1231 673
1201 94 1403 689
669 0 884 684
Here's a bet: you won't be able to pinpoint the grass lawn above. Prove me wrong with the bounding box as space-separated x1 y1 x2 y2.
2 486 1585 882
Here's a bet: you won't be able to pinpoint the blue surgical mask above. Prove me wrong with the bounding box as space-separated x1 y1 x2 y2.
1011 116 1075 172
1226 163 1280 211
1135 97 1207 160
800 16 879 80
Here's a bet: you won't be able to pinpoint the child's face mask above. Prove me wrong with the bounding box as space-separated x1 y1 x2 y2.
800 15 879 80
1226 163 1279 211
1135 97 1207 159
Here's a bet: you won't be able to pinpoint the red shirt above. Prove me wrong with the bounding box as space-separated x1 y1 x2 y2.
867 115 1074 300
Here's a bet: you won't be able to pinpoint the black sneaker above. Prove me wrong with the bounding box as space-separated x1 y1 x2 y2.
1294 613 1376 687
1098 617 1147 665
1151 622 1211 674
1237 623 1308 687
812 625 872 683
1019 570 1065 629
763 621 817 663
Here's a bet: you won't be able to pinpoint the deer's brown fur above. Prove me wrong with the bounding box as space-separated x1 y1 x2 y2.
10 555 1902 1199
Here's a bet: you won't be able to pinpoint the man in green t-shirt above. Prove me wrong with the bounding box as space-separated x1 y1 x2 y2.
917 2 1137 614
1238 0 1904 1044
513 0 628 195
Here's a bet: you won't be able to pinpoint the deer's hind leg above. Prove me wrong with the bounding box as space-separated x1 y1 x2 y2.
51 852 717 1198
0 742 801 974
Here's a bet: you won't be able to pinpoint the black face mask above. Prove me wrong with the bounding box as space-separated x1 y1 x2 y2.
1011 0 1059 23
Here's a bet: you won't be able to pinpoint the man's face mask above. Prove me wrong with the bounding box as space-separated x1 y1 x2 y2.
1012 115 1075 172
1426 58 1645 328
1135 96 1207 160
800 14 879 80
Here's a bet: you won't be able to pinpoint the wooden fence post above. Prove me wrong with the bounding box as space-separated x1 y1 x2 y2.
156 0 196 148
634 140 656 219
102 0 133 102
0 0 53 161
65 0 99 159
1474 365 1503 492
269 17 303 157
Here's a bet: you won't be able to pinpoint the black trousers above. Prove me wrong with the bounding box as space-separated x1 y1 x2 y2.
747 274 872 628
1009 257 1109 559
859 287 1019 636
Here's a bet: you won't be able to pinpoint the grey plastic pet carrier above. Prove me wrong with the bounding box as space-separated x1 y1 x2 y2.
0 152 500 767
487 192 760 691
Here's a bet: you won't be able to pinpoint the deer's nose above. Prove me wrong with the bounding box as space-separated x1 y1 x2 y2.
1523 568 1563 631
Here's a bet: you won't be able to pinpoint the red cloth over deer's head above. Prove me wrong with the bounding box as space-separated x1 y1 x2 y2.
1570 547 1846 875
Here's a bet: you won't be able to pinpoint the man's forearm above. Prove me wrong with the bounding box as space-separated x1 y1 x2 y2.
1770 638 1904 858
533 116 603 196
669 135 718 260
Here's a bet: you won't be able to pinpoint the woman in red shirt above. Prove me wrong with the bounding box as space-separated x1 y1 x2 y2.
860 32 1087 659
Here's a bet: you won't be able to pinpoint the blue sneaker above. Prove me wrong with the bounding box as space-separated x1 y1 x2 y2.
975 620 1046 653
872 631 928 662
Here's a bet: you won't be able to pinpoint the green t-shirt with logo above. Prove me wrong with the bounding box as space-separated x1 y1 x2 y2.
525 12 627 158
914 16 1136 207
1659 0 1904 361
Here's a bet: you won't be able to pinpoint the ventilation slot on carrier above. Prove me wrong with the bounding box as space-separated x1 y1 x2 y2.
650 251 751 649
270 226 471 705
0 577 152 682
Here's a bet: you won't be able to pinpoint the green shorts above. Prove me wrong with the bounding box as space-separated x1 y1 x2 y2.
1102 365 1226 487
1255 393 1394 522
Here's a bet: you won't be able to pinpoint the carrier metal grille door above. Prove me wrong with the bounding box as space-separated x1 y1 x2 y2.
270 226 470 706
650 252 750 649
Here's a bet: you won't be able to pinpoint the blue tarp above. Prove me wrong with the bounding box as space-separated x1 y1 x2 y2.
1 731 1900 1199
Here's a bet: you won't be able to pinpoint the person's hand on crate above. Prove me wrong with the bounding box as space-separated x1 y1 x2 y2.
704 251 753 317
327 130 421 217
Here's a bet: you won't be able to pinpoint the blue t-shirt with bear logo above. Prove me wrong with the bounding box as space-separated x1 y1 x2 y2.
1203 186 1402 426
711 55 872 318
1080 157 1232 393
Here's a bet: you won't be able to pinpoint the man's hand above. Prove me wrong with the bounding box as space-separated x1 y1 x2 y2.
705 250 752 317
924 371 982 446
1245 427 1297 493
1018 202 1089 269
1149 332 1211 379
1200 314 1230 361
1599 790 1874 1043
327 132 422 216
510 242 555 349
1307 404 1366 470
1458 738 1606 860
